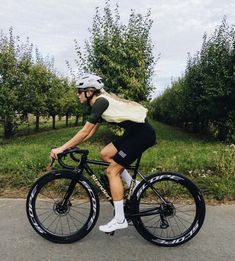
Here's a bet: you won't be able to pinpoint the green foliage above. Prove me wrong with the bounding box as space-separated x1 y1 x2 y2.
1 120 234 200
0 28 27 138
71 1 156 101
0 28 79 138
150 18 235 142
215 145 235 177
61 81 81 116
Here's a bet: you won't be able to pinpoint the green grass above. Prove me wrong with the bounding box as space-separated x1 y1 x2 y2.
0 120 234 200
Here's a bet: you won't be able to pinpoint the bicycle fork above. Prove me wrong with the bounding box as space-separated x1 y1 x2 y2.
60 169 83 207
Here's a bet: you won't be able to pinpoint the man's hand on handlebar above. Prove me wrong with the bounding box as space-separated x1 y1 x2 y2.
50 147 64 160
48 147 84 170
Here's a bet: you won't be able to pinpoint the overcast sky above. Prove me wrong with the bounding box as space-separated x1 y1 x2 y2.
0 0 234 97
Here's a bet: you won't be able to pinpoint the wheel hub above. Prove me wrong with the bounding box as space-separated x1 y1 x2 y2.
54 200 71 215
161 203 176 218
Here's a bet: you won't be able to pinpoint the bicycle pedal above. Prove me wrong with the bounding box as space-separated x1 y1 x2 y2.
105 231 115 236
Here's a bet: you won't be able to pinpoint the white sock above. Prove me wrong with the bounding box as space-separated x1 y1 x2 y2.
121 169 140 189
120 169 132 187
113 200 125 223
133 180 140 190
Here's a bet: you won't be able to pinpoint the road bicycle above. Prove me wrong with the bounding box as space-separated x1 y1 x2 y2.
26 147 206 246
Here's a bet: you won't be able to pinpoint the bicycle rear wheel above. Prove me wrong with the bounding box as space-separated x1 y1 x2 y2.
131 172 205 246
26 170 99 243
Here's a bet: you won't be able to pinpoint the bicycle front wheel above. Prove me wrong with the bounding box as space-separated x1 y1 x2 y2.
26 170 99 243
131 172 205 246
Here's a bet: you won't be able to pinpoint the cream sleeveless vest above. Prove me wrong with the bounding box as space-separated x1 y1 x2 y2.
97 93 147 123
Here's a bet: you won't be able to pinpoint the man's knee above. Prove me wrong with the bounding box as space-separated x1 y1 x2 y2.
106 162 123 178
100 148 110 162
106 166 114 177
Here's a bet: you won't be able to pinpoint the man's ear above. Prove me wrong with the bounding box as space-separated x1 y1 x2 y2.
87 90 92 96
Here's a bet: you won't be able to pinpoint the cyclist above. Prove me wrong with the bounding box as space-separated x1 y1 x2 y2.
50 73 156 233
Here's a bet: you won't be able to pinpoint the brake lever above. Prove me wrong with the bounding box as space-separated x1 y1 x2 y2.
50 157 55 167
46 157 56 171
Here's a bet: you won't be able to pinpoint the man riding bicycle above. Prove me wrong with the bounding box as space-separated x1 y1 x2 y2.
50 74 156 233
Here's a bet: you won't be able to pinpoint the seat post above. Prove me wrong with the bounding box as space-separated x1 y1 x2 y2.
134 154 142 173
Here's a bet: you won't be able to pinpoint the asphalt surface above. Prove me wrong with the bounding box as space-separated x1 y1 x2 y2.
0 198 235 261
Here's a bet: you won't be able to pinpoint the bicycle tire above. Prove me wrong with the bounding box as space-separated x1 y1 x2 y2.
26 169 100 243
131 172 205 246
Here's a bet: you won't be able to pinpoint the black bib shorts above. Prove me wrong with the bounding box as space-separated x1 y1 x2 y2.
112 119 156 168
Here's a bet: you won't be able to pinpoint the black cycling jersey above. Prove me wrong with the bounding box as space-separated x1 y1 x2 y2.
87 97 109 124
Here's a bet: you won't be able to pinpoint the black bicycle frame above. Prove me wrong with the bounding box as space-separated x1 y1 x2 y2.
82 157 169 218
81 155 142 203
58 148 169 217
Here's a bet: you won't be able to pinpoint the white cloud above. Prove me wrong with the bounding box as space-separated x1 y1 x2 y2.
0 0 234 97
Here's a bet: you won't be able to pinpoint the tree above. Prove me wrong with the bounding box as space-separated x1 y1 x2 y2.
150 18 235 142
61 80 82 127
0 28 78 138
71 1 156 102
199 18 235 140
0 28 33 138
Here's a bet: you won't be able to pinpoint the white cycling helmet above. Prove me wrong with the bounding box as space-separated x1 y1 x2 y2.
76 73 104 90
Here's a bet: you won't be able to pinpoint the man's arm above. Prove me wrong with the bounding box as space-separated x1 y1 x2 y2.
61 121 97 149
50 121 98 159
82 123 100 142
51 97 108 159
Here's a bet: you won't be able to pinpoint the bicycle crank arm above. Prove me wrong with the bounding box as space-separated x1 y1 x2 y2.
105 231 115 236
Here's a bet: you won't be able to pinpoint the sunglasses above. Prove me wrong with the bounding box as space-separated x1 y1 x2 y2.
77 90 86 95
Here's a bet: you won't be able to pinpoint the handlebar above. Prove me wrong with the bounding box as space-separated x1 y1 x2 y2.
50 147 89 170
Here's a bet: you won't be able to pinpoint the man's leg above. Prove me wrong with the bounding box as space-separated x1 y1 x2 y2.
106 160 124 199
100 143 133 188
99 143 128 232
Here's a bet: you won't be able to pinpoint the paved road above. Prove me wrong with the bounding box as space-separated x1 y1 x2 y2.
0 198 235 261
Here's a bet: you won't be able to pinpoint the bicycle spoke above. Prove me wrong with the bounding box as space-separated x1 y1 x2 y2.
38 191 57 203
66 215 72 235
40 211 54 224
54 215 61 234
37 209 52 217
68 212 84 224
68 213 80 231
70 207 89 218
60 216 64 235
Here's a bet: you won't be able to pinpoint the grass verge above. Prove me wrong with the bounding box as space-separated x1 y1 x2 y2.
0 120 234 201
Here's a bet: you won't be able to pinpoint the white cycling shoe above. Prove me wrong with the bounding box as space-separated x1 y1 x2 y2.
99 218 128 233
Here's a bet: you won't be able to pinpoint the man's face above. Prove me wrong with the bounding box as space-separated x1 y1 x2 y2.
77 90 93 104
77 90 86 104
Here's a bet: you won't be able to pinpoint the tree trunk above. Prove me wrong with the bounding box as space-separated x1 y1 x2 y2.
4 117 14 139
35 115 40 132
217 121 228 141
66 114 69 127
192 121 200 133
26 114 31 135
52 115 56 129
75 115 79 126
